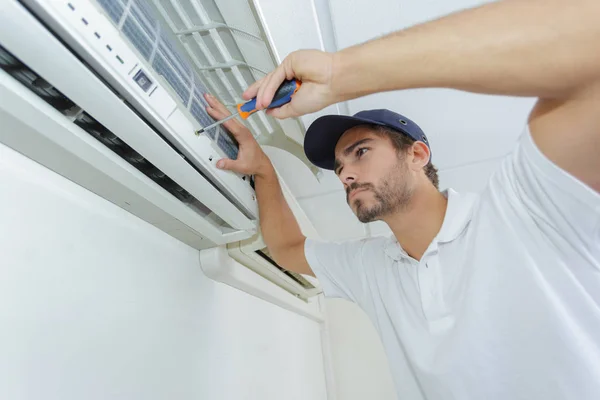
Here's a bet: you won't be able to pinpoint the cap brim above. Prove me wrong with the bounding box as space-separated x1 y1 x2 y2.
304 115 386 170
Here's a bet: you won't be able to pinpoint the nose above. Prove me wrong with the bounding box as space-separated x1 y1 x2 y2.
339 168 357 187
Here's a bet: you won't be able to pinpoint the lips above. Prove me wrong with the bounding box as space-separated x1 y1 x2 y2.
348 188 368 200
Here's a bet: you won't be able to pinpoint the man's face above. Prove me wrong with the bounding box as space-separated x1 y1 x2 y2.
334 126 414 223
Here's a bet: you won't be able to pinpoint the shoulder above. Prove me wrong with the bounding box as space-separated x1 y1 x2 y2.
305 235 388 264
480 124 600 253
486 124 600 211
304 235 389 301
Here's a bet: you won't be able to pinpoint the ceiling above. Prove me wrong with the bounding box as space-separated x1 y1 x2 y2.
254 0 537 240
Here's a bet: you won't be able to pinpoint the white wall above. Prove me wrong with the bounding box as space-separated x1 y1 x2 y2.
0 143 328 400
324 299 397 400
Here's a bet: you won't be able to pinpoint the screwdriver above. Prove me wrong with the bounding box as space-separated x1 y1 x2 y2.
196 79 301 135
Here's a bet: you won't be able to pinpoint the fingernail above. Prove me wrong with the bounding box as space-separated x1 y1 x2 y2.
216 160 223 168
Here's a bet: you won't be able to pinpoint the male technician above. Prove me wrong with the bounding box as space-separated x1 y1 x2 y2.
204 0 600 398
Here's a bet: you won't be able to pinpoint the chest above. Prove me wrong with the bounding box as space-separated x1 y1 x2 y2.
361 225 600 375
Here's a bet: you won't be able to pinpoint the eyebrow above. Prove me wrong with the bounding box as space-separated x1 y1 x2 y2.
343 138 373 157
334 138 374 174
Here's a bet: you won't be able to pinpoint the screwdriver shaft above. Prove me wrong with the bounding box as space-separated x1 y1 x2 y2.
196 112 239 135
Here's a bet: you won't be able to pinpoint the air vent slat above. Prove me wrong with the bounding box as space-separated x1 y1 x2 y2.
0 44 228 228
122 16 153 60
0 49 77 112
255 250 317 290
96 0 125 23
130 2 157 41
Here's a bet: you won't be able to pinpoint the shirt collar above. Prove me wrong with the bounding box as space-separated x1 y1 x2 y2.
436 188 478 243
383 188 478 261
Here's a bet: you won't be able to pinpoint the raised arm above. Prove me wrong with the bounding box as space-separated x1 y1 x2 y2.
331 0 600 100
204 94 313 276
246 0 600 191
253 164 313 276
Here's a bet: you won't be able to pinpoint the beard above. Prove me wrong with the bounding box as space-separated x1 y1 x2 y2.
346 162 413 223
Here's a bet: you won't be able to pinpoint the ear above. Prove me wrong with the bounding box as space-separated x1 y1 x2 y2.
408 141 431 170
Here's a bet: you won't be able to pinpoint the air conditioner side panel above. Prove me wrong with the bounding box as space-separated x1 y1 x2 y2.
199 247 324 322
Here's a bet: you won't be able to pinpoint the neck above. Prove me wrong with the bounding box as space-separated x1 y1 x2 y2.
384 185 448 261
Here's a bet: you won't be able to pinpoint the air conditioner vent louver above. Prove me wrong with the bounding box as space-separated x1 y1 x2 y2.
95 0 124 23
74 112 197 204
226 235 322 300
255 249 317 291
123 17 153 59
0 48 76 112
0 44 220 221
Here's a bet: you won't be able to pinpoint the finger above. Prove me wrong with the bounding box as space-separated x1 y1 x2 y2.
258 66 288 110
242 76 266 100
216 158 242 171
205 96 245 130
205 104 252 142
220 117 253 142
204 93 231 116
265 103 296 119
205 103 227 120
255 71 275 109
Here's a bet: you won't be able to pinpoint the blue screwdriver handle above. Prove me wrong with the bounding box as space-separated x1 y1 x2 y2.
237 79 301 119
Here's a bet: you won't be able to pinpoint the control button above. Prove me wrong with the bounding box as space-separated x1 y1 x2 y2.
133 69 152 92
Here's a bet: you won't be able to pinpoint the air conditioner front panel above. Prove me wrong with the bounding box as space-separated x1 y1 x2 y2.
0 66 219 249
0 0 256 245
21 0 259 227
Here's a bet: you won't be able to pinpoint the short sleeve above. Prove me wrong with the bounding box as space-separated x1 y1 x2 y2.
304 238 367 303
493 124 600 256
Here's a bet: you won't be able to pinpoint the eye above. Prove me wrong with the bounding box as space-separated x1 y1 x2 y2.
356 147 369 158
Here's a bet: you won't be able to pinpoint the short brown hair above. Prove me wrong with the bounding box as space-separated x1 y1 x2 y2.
372 125 439 189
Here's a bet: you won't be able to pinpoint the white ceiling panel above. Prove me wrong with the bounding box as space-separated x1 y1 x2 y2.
294 170 345 200
299 190 367 241
438 156 505 193
328 0 497 50
252 0 325 62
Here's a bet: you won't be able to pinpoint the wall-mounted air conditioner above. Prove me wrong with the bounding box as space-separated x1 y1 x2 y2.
0 0 312 249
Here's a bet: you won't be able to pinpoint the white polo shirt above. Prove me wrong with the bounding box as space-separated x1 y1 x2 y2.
305 125 600 400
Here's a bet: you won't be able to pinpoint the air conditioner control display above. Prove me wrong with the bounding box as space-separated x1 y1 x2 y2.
133 69 152 92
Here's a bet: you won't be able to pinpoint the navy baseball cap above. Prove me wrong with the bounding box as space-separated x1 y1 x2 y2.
304 109 430 170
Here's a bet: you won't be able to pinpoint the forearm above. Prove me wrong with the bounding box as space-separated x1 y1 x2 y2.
254 162 305 260
333 0 600 101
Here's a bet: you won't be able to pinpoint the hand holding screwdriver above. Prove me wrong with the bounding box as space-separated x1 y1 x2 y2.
242 49 338 119
196 79 301 135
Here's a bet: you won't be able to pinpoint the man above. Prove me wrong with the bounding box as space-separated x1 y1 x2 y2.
204 0 600 398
